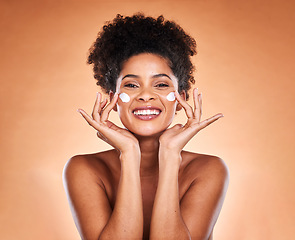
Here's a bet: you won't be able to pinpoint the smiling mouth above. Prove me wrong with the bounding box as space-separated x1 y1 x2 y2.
132 108 162 120
133 109 161 116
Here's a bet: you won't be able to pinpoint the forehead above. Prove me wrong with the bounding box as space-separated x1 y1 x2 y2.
121 53 172 73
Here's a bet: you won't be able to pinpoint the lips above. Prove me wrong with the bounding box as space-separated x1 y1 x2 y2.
132 106 162 120
133 109 160 116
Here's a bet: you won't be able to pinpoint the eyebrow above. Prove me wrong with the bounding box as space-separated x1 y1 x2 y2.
121 73 172 81
152 74 172 80
122 74 139 80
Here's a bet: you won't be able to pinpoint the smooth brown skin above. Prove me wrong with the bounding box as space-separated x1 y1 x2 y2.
64 150 228 240
63 54 229 240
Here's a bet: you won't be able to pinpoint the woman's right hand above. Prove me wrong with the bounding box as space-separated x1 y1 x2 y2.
78 92 140 155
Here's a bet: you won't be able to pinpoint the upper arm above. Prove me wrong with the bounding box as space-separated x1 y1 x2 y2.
180 156 229 240
63 155 112 240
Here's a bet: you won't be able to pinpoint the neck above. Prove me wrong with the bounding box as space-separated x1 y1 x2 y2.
135 133 161 177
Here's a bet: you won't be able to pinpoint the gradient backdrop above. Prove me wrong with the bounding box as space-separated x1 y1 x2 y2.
1 0 294 239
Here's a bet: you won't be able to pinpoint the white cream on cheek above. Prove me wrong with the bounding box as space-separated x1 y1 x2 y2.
166 92 176 101
119 92 130 103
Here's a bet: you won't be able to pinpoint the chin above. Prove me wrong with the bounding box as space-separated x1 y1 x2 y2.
119 113 174 138
127 125 168 138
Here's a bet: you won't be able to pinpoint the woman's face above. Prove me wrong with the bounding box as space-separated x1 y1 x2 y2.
114 53 182 137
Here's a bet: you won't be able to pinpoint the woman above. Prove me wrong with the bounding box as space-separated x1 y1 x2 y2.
63 13 229 240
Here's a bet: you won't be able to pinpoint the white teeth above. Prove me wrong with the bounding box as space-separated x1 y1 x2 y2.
133 109 160 116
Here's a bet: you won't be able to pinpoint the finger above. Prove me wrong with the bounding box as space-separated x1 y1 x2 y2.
101 92 119 123
169 123 183 131
78 108 100 129
192 88 201 121
198 92 202 122
96 130 120 151
100 98 108 111
198 113 224 130
92 92 102 121
97 131 108 142
79 108 125 150
175 91 194 119
96 131 118 149
105 120 121 131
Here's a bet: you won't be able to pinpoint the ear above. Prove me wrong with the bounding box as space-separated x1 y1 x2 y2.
176 90 186 111
109 90 118 112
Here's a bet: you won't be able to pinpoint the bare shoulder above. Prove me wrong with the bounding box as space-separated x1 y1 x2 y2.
63 149 120 189
62 150 120 239
179 151 229 239
180 151 229 186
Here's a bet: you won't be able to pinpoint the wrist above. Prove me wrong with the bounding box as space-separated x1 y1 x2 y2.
158 148 182 170
121 140 140 153
120 148 141 169
159 140 182 154
159 146 181 159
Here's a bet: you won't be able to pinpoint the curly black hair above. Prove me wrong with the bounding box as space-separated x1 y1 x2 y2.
88 13 197 99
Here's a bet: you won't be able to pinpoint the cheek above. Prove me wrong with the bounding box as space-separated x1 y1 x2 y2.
166 92 176 101
158 91 177 104
119 93 130 103
158 93 178 113
116 94 131 116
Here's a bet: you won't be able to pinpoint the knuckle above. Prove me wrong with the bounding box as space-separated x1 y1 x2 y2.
96 131 102 137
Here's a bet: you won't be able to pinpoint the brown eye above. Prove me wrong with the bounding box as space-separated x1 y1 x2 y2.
155 83 169 88
124 83 138 88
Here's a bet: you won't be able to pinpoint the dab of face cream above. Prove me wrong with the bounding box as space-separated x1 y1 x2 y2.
119 92 130 103
166 92 176 101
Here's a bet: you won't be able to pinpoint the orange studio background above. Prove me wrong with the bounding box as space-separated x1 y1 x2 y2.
1 0 294 239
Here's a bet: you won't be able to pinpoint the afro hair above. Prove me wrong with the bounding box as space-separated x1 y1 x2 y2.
88 13 197 99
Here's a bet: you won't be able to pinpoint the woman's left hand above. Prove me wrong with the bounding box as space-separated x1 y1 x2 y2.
159 88 223 155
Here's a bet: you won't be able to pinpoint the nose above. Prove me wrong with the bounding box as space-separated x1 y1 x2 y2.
137 88 157 102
